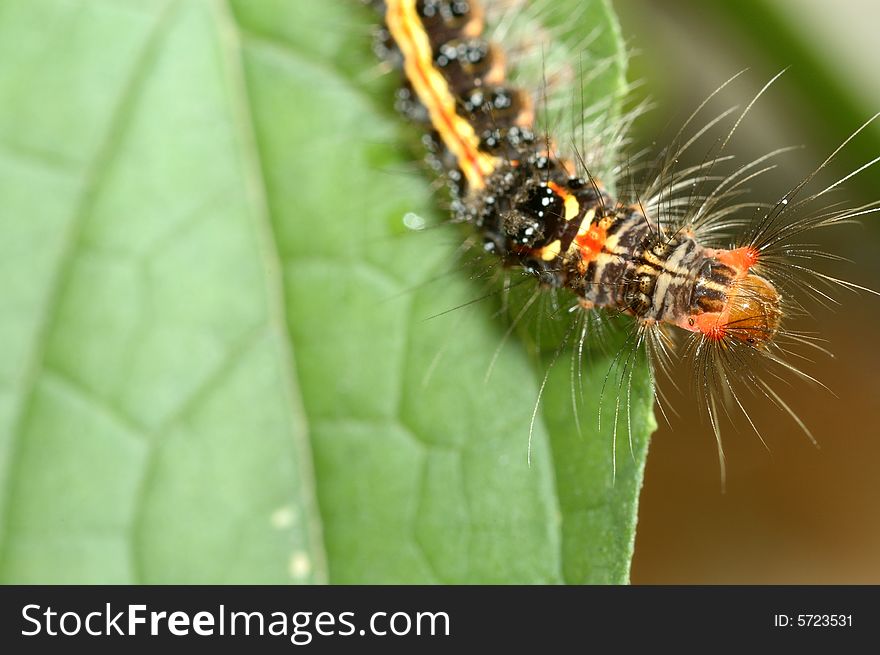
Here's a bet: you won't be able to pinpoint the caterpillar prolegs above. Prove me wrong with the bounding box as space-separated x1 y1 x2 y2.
372 0 879 468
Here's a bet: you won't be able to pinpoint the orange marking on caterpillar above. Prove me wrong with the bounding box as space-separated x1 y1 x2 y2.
687 311 727 342
714 246 761 274
386 0 498 190
547 181 580 221
574 219 607 262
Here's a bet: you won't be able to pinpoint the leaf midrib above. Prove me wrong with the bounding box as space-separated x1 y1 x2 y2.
0 0 333 584
211 0 329 583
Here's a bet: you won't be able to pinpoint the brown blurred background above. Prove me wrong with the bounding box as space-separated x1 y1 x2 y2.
616 0 880 584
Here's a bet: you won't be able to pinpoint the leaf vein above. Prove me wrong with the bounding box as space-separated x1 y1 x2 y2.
0 0 179 578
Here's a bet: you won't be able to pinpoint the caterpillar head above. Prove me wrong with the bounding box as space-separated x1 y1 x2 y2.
679 247 782 349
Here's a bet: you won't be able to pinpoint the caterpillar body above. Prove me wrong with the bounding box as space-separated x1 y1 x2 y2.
371 0 879 466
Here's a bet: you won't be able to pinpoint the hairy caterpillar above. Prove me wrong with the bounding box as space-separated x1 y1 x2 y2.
370 0 879 478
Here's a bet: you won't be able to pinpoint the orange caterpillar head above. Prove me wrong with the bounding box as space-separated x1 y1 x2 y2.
679 247 782 349
720 273 782 348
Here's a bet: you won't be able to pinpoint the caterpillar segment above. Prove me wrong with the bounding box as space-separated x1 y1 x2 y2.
380 0 783 350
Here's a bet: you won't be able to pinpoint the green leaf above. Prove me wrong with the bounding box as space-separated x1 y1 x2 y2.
0 0 654 584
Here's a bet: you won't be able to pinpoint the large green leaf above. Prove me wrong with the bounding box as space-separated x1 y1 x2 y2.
0 0 654 584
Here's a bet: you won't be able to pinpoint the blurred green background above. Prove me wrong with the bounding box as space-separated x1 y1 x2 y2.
618 0 880 583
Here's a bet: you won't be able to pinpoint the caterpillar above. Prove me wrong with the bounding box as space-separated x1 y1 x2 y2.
371 0 879 473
